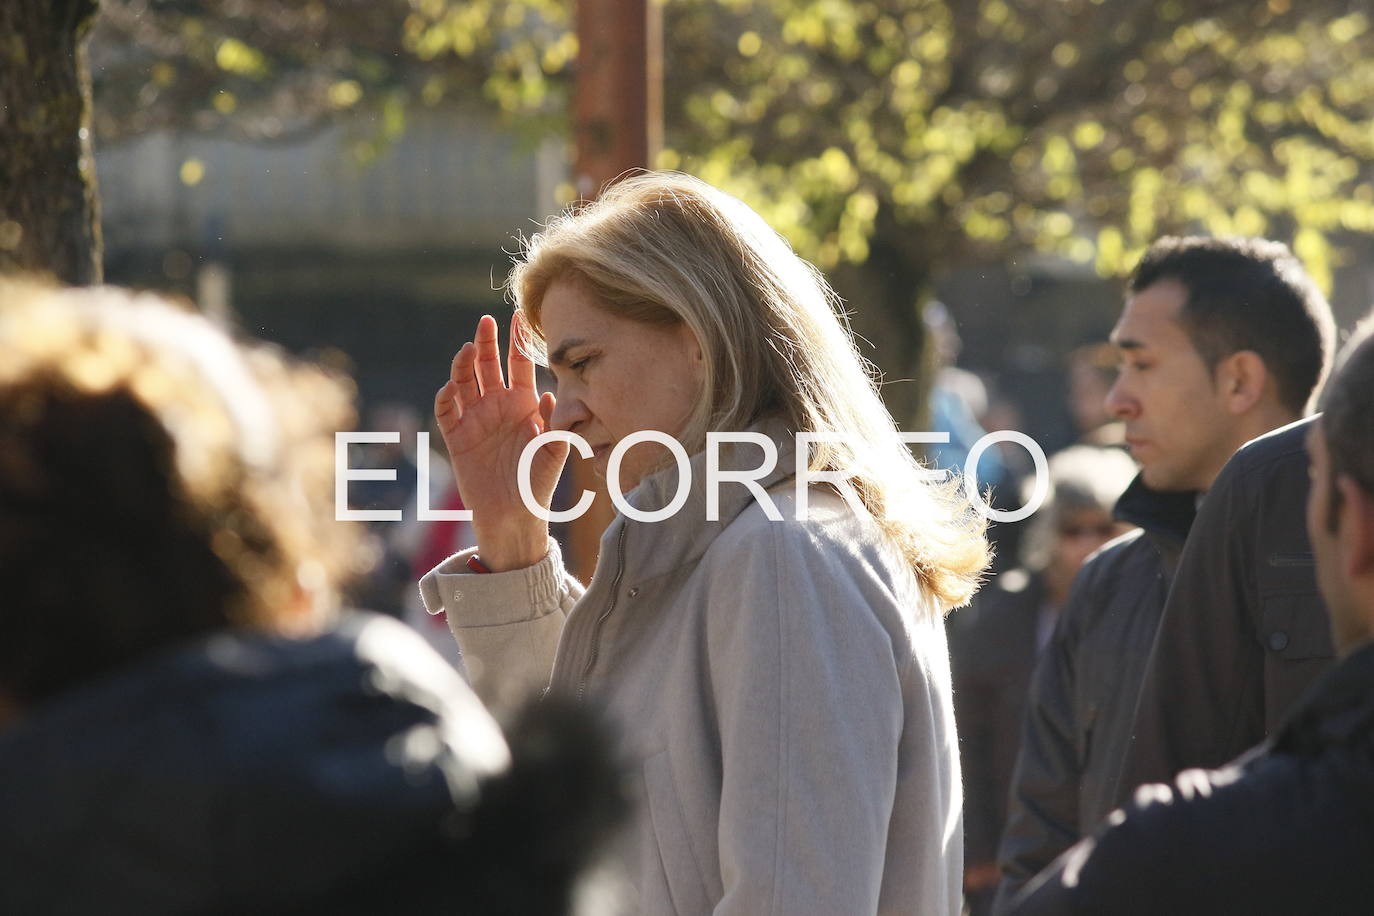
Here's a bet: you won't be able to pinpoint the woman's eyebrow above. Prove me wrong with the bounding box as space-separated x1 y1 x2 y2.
548 337 589 367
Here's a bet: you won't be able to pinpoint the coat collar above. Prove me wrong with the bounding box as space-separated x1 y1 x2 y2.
1113 473 1198 548
599 416 799 585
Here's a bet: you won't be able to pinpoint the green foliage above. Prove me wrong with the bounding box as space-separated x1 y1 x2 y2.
92 0 1374 291
91 0 570 159
661 0 1374 292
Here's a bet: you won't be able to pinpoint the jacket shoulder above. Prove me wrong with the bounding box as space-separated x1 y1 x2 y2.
703 486 936 634
1080 527 1151 582
1226 417 1314 482
712 485 891 566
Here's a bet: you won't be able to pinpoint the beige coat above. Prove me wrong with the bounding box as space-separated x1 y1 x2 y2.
420 429 963 915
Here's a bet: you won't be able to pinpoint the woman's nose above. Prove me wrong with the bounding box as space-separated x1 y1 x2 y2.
550 392 588 432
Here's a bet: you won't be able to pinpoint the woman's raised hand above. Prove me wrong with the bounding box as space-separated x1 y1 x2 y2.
434 314 569 572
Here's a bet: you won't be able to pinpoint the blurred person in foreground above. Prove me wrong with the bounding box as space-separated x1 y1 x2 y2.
1008 316 1374 915
949 445 1137 915
421 172 989 914
0 279 625 915
994 236 1335 910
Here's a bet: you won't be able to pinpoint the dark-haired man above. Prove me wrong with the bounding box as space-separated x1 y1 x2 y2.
1007 318 1374 916
993 236 1335 910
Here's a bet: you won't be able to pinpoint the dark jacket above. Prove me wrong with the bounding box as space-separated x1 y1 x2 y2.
1118 418 1336 798
993 476 1196 912
0 613 623 916
1007 639 1374 916
948 569 1048 869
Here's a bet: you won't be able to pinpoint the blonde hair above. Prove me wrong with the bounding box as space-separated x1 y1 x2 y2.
508 172 988 612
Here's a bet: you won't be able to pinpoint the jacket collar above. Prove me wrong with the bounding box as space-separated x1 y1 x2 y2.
1273 639 1374 756
601 416 798 585
1113 473 1198 548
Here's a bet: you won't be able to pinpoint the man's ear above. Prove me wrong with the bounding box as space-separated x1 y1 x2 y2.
1218 350 1268 415
1337 475 1374 577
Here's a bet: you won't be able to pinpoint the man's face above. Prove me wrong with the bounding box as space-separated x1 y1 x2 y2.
1306 421 1366 653
1105 279 1240 491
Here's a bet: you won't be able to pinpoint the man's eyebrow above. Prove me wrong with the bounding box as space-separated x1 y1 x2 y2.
548 337 588 367
1110 335 1146 351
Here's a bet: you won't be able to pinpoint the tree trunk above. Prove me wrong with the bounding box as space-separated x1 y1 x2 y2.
0 0 102 284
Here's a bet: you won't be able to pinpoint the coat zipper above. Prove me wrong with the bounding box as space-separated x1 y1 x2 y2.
577 521 629 701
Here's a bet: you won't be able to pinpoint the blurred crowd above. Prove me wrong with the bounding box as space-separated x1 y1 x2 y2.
3 177 1374 915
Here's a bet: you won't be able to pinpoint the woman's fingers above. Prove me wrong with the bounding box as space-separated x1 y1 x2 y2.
508 312 537 391
434 379 460 431
473 315 506 394
450 342 480 410
538 390 557 431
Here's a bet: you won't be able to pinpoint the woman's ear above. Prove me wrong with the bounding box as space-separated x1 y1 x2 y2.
676 322 706 380
1218 350 1268 415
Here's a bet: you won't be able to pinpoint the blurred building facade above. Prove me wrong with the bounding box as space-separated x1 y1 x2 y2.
96 105 1374 470
99 107 564 410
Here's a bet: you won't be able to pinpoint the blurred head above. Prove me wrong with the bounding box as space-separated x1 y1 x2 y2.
509 171 989 611
1307 319 1374 655
1106 236 1334 491
0 279 360 710
1020 445 1138 601
1067 343 1118 437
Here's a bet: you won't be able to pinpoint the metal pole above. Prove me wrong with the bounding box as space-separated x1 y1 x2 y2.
566 0 662 583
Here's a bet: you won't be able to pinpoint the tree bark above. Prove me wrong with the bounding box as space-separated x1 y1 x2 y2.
0 0 102 284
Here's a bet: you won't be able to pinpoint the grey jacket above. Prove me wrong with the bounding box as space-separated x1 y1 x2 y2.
420 429 963 915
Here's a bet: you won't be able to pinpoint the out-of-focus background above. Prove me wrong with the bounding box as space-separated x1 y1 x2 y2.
5 0 1374 608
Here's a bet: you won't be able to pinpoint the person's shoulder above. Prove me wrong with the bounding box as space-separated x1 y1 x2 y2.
707 485 930 621
1226 417 1315 480
714 484 881 558
1081 527 1149 578
1049 529 1151 634
1194 418 1314 532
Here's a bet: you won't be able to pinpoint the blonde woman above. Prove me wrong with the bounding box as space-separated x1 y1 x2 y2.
422 172 989 914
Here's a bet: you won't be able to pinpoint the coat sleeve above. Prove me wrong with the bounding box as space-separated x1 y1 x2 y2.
1006 752 1358 916
703 520 913 916
993 575 1092 912
1115 463 1262 798
418 537 583 707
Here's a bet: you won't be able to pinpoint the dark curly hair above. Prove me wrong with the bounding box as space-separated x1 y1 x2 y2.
0 279 363 705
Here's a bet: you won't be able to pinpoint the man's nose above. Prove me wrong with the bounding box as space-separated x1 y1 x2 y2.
1104 376 1137 420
